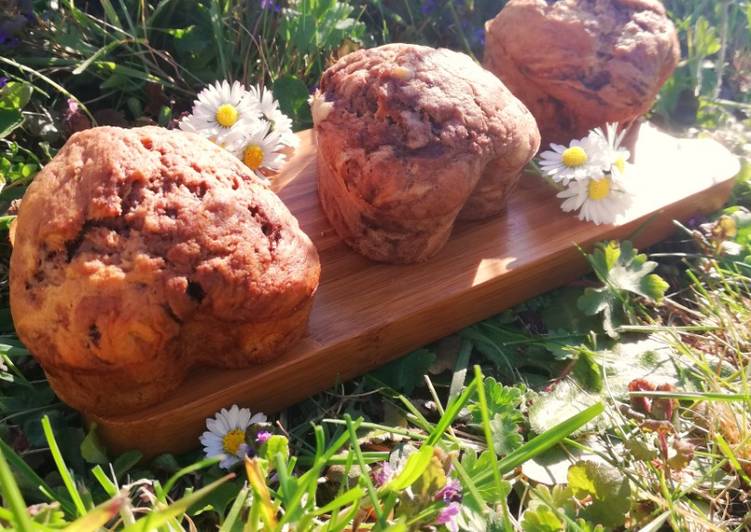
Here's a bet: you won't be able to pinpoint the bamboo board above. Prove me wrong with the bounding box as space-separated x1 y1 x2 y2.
91 125 740 457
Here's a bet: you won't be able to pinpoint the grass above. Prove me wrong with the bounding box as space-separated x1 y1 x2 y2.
1 0 751 529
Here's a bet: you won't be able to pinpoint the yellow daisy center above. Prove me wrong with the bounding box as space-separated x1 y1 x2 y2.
243 144 264 170
614 158 625 174
222 429 246 455
588 178 611 201
562 146 588 168
215 104 239 127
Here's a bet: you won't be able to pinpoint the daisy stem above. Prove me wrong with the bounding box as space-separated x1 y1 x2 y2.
344 414 386 526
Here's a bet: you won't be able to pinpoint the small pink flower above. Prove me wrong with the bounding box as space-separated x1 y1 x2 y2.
436 478 462 503
256 431 272 444
435 501 461 532
373 462 394 487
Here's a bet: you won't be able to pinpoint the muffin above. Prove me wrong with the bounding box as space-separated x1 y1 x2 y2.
484 0 680 145
311 43 540 263
10 126 320 416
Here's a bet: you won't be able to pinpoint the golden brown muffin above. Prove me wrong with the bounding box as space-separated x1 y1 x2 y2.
10 126 320 416
484 0 680 146
311 43 540 263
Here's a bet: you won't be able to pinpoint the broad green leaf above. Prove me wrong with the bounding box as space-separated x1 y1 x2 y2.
113 450 143 479
568 460 631 528
80 423 108 465
467 377 524 423
522 485 576 532
0 109 23 139
273 75 311 127
579 241 668 338
521 505 563 532
370 348 436 394
571 348 603 392
0 82 33 110
528 380 602 435
489 413 523 456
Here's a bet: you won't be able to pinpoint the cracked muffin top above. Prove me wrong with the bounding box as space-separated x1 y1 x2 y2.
311 43 540 219
484 0 679 143
10 126 319 369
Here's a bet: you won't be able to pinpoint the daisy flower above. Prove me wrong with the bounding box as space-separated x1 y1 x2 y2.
247 84 299 148
557 170 633 225
590 122 630 174
539 135 607 185
228 123 287 174
179 81 259 145
200 405 266 469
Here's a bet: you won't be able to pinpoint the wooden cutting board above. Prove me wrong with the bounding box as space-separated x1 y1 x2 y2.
91 125 740 457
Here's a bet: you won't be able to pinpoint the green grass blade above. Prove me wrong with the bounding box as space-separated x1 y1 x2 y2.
0 443 34 532
314 486 365 516
629 391 751 402
123 474 234 532
219 485 249 532
91 465 118 498
0 437 74 514
209 0 228 75
156 455 221 502
72 39 146 75
99 0 123 29
344 414 385 526
497 402 604 474
714 434 751 485
425 378 476 446
0 57 95 123
448 339 472 404
473 402 604 486
385 444 434 492
63 494 126 532
472 366 505 500
41 415 87 517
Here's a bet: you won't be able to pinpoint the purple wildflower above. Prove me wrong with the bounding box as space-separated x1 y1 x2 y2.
420 0 437 15
0 77 7 89
255 430 272 444
472 27 485 47
260 0 280 12
435 501 461 532
436 478 462 503
372 462 394 487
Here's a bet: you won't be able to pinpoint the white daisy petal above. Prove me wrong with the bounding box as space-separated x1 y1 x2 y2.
236 408 252 430
179 80 261 145
249 413 268 425
201 405 268 468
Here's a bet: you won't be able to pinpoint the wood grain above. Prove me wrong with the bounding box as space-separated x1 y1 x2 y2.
91 125 740 457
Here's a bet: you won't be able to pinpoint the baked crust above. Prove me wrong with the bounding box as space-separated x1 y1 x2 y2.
10 126 320 416
313 43 540 263
484 0 680 145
